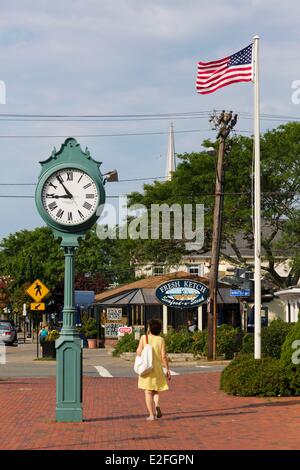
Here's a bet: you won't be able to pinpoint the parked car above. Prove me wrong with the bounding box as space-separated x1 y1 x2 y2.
0 321 18 345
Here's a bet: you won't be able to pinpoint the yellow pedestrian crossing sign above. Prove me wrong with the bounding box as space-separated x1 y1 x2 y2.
26 279 49 302
31 303 45 311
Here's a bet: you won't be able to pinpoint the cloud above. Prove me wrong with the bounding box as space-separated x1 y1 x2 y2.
0 0 300 238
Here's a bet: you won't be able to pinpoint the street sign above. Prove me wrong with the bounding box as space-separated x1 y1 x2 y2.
30 302 45 311
230 289 251 297
118 326 132 335
26 279 49 302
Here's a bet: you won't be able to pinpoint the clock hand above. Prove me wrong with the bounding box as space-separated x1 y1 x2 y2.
56 175 73 198
46 194 72 199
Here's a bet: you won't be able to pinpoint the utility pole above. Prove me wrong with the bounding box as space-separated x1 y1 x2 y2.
207 111 238 360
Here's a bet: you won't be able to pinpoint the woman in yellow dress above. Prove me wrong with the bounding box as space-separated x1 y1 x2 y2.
136 318 171 421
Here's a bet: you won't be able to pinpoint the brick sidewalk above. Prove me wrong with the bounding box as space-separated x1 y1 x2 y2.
0 373 300 450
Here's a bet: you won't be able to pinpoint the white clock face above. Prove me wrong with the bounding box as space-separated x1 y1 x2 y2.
42 168 99 226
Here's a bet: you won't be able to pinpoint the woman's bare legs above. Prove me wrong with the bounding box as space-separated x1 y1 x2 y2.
145 391 155 420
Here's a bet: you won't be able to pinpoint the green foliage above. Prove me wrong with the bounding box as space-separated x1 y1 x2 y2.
240 333 254 354
216 325 243 359
220 354 287 397
46 329 60 342
164 329 194 353
0 225 137 316
112 333 139 356
80 318 98 339
0 227 64 292
127 123 300 287
222 321 300 397
280 321 300 366
279 321 300 396
113 326 243 358
191 330 207 356
240 319 294 358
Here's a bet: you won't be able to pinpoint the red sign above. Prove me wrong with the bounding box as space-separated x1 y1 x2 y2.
118 326 132 335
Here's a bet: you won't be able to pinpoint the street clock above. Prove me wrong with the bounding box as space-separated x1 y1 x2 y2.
35 138 105 236
35 137 106 423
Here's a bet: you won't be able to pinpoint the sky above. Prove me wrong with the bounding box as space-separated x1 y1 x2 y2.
0 0 300 239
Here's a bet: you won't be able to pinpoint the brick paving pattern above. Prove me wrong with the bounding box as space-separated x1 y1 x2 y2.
0 373 300 450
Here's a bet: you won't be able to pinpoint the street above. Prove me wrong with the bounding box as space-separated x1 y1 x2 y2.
0 342 226 379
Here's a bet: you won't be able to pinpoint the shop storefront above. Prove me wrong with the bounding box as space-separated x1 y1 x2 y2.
92 271 240 346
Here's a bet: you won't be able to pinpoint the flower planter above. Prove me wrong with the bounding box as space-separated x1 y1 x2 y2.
87 338 98 349
42 341 56 358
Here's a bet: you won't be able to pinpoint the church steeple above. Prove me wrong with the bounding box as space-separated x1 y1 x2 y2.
166 123 176 180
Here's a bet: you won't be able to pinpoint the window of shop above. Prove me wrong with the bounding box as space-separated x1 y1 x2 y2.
153 266 164 276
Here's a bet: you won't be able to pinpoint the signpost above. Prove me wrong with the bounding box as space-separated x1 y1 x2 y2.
34 138 105 422
26 279 50 358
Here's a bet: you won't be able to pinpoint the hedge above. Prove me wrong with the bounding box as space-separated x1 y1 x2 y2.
113 325 243 359
220 354 287 397
240 319 294 359
221 321 300 397
112 333 139 357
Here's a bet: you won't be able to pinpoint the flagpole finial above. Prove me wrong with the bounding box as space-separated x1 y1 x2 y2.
253 35 260 40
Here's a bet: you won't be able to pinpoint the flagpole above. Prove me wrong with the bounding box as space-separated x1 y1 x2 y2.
253 35 261 359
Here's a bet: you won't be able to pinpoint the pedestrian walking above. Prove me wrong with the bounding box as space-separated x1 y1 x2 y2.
136 318 171 421
39 324 48 350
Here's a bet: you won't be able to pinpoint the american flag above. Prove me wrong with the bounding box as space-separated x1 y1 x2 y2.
196 44 253 95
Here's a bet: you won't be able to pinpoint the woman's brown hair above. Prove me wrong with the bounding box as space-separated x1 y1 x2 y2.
148 318 162 336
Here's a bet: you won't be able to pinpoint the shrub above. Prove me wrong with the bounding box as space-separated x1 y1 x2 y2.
80 318 98 339
216 325 243 359
112 325 244 358
164 329 194 353
113 333 139 357
240 319 294 359
241 333 254 354
220 354 287 397
279 321 300 395
191 330 207 356
263 319 294 358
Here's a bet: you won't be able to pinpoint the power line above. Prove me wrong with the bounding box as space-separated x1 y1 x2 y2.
0 191 298 199
0 110 300 121
0 128 253 139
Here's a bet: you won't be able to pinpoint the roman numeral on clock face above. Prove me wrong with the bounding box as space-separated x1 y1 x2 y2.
68 212 73 222
67 171 73 181
78 210 85 219
83 202 92 210
48 202 58 211
56 209 64 219
83 182 92 190
86 194 95 199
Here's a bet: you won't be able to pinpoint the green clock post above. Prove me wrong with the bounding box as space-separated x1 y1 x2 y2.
35 138 105 422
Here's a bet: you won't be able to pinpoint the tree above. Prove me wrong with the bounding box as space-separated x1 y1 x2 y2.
127 123 300 288
0 226 137 315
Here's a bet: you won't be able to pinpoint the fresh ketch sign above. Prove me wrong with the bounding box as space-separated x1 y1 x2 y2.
155 279 209 309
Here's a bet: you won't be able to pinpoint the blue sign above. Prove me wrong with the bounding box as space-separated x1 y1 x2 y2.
155 279 209 309
230 289 251 297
